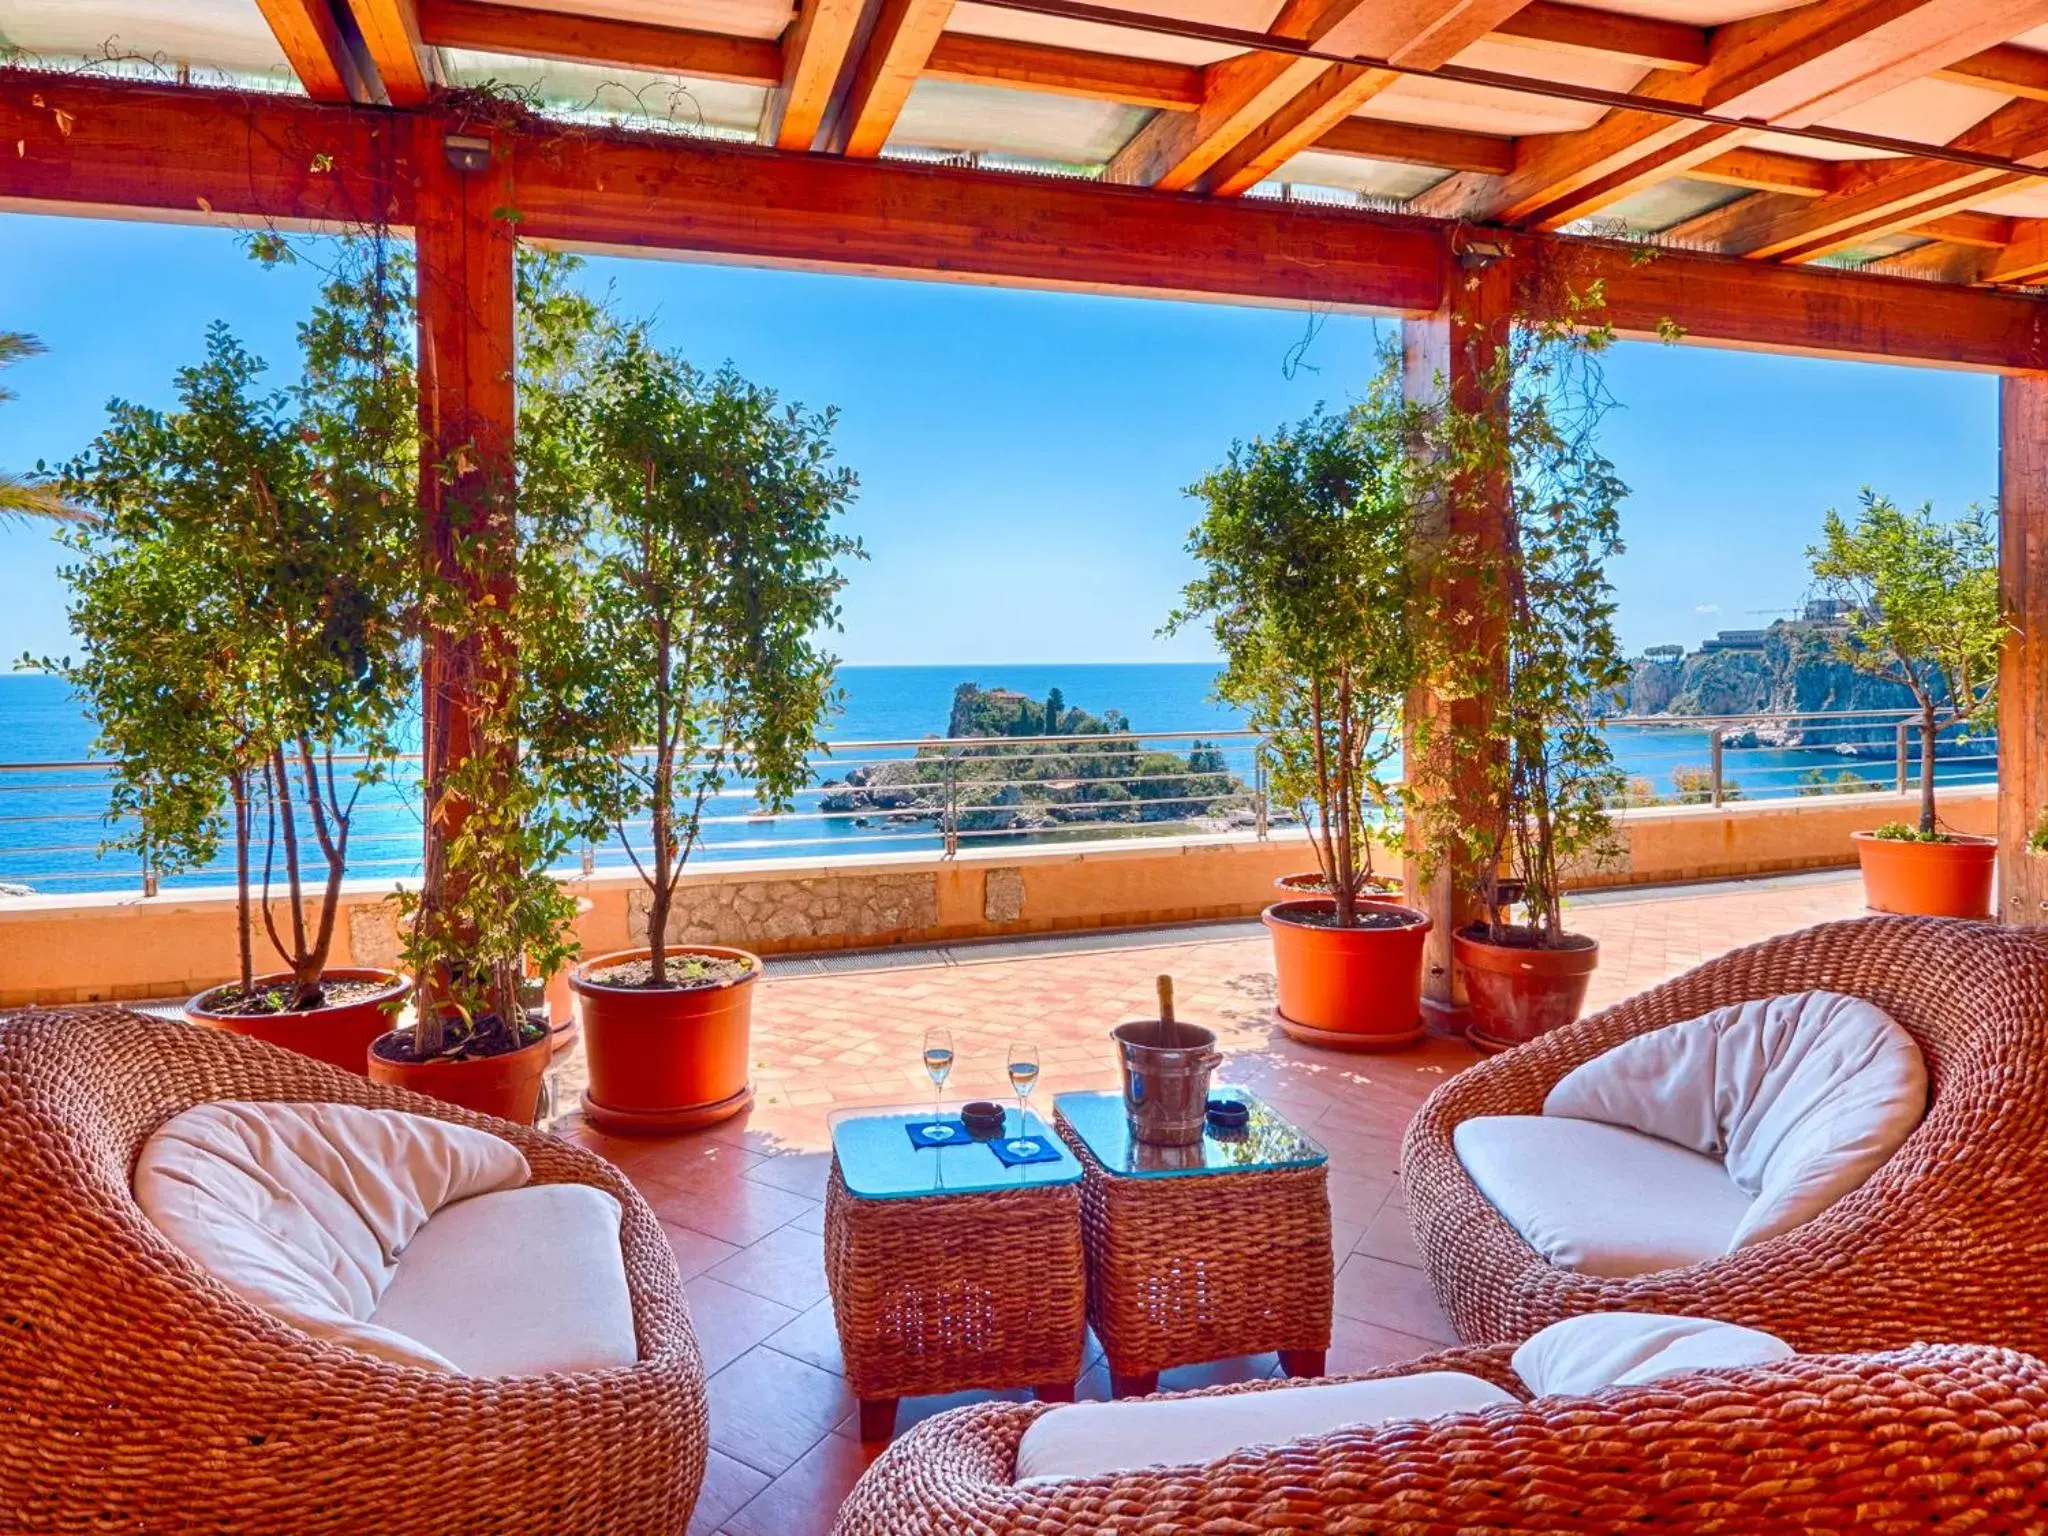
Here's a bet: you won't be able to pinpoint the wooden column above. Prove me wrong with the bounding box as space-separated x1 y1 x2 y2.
1998 372 2048 926
414 115 517 929
1402 253 1514 1020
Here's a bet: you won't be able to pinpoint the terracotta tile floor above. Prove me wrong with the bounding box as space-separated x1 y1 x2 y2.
547 871 1866 1536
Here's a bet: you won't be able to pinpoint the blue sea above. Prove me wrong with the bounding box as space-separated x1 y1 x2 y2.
0 667 1995 896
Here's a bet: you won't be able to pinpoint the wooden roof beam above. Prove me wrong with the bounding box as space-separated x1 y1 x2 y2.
1666 96 2048 262
337 0 435 106
415 0 782 85
1691 147 1834 197
923 34 1200 108
1986 216 2048 283
1415 0 2048 230
763 0 865 151
825 0 957 157
252 0 368 102
1490 1 1707 72
1314 117 1513 175
1933 42 2048 102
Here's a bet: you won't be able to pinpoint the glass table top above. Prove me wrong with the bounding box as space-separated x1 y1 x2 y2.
829 1104 1083 1200
1052 1088 1326 1179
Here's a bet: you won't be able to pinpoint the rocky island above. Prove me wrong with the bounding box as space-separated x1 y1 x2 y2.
819 683 1256 835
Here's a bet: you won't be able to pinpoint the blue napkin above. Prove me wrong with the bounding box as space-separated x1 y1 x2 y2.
988 1134 1061 1167
906 1119 972 1149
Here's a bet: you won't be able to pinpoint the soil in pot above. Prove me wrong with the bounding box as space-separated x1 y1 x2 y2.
1853 830 1996 919
1452 926 1599 1055
367 1013 551 1124
1263 898 1430 1050
186 968 410 1076
571 945 760 1133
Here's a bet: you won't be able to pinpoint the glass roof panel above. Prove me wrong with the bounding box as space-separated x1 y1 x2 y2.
436 48 767 136
1 0 297 90
889 79 1149 166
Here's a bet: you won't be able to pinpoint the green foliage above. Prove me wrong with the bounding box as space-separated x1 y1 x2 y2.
1 333 85 525
1167 375 1422 926
1408 286 1630 947
1043 687 1064 736
1872 819 1950 843
1670 765 1740 804
1797 767 1869 797
36 244 414 1003
1808 491 2002 835
527 323 862 984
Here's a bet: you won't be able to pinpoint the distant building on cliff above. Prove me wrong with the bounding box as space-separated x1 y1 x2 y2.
1700 628 1768 653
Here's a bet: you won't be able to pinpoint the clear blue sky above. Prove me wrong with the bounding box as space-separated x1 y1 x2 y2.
0 210 1999 667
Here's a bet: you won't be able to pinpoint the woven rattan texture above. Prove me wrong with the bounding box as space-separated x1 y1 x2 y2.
0 1006 708 1535
1402 915 2048 1351
834 1340 2048 1533
1052 1108 1332 1378
823 1161 1086 1401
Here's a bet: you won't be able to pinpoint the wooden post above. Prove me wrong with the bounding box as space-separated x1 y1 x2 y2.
414 114 517 978
1998 372 2048 926
1402 250 1514 1022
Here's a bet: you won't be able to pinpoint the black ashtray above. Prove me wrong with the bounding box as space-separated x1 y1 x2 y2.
961 1101 1006 1139
1205 1098 1250 1133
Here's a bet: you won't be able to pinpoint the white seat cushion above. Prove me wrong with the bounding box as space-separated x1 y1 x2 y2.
1544 991 1926 1250
1013 1372 1516 1484
372 1182 638 1377
1454 1116 1753 1277
135 1101 531 1370
1512 1312 1794 1398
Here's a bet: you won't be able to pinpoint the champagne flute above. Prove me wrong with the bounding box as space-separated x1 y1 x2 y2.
923 1026 954 1126
1007 1039 1041 1143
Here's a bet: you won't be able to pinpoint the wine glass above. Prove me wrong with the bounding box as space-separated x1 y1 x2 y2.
1007 1039 1041 1143
923 1026 954 1124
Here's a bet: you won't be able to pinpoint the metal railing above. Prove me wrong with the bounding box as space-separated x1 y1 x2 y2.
0 709 1999 898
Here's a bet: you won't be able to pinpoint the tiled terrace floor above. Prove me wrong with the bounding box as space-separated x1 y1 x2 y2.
548 871 1867 1536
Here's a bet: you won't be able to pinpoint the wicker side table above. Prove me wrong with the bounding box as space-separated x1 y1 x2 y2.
824 1109 1088 1441
1054 1089 1333 1397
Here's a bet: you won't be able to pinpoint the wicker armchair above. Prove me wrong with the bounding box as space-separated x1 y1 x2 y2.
1403 915 2048 1353
0 1006 709 1536
833 1341 2048 1533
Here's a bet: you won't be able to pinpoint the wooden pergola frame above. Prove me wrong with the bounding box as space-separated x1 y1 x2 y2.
4 63 2046 978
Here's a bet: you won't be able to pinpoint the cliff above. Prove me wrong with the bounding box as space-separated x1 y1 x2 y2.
1623 620 1920 747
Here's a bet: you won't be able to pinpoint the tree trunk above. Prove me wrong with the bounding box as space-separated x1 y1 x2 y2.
232 770 253 996
1919 704 1939 835
270 747 312 1003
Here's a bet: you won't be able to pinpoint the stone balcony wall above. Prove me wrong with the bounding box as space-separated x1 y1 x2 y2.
0 785 1996 1009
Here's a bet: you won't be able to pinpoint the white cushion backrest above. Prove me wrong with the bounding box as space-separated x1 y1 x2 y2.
1512 1312 1794 1398
135 1101 530 1368
1543 991 1926 1251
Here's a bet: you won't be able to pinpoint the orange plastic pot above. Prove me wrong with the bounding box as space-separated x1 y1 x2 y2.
366 1028 551 1124
1263 898 1430 1050
186 968 409 1075
571 945 758 1133
1854 831 1996 919
1453 928 1600 1054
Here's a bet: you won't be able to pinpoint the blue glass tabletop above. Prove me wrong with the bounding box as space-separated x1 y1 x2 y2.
1052 1088 1326 1179
829 1104 1083 1200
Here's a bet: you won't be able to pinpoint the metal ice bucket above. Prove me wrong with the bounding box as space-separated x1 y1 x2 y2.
1112 1018 1221 1146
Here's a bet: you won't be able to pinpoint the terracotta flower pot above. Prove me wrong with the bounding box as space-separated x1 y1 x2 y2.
535 896 595 1055
570 945 759 1133
1453 928 1600 1054
1853 831 1996 919
186 968 410 1076
1273 871 1404 899
366 1027 552 1125
1263 898 1431 1050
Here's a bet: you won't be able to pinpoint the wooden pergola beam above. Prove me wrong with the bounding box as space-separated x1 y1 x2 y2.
1934 40 2048 101
826 0 957 158
1313 118 1514 175
3 71 2044 371
923 34 1201 109
764 0 866 151
252 0 366 103
1690 147 1833 197
1987 216 2048 284
415 0 783 85
1491 1 1706 71
340 0 436 106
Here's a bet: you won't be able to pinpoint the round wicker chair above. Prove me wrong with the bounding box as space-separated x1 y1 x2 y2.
831 1341 2048 1533
0 1006 708 1536
1402 915 2048 1352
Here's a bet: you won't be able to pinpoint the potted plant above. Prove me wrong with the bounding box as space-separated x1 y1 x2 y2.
1169 387 1432 1049
1809 492 2002 918
366 249 599 1122
43 255 414 1071
534 326 861 1131
1412 295 1631 1053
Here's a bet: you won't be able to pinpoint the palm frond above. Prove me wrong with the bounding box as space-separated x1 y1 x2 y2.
0 473 90 525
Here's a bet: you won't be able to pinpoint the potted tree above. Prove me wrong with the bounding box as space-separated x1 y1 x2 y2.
1810 491 2002 918
537 326 861 1131
45 259 414 1072
366 248 599 1121
1413 297 1631 1053
1169 388 1433 1048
